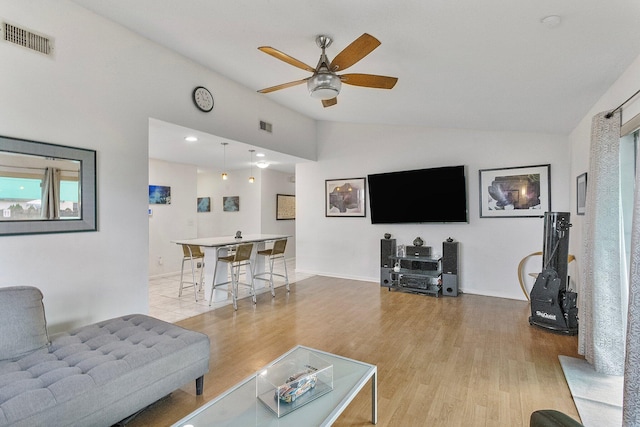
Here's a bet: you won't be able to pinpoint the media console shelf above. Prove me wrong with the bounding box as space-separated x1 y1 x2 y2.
388 255 441 296
380 238 460 297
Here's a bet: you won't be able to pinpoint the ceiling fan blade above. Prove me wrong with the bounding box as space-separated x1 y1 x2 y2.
340 73 398 89
322 97 338 108
258 47 316 72
329 33 381 72
257 79 307 94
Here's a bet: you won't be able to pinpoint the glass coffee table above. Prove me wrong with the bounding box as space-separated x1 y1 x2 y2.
172 345 377 426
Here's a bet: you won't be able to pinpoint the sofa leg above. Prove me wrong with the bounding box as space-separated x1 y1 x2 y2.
196 376 204 395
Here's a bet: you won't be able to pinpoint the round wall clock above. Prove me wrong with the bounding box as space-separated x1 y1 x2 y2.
192 86 214 112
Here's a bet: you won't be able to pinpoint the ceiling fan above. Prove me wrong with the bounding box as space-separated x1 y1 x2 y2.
257 33 398 108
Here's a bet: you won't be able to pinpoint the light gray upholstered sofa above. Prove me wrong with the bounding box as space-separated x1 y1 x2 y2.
0 286 210 427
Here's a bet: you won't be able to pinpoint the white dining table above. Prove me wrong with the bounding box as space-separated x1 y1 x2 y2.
172 234 290 303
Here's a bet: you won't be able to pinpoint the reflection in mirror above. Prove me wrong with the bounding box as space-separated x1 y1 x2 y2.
0 135 96 236
0 152 81 221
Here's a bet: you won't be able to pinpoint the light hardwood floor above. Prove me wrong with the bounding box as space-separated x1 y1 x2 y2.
132 276 581 426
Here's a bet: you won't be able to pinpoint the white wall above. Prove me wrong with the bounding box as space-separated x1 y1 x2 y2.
196 168 262 237
296 122 570 300
148 161 261 276
149 160 295 276
148 159 198 277
0 0 316 332
259 168 297 259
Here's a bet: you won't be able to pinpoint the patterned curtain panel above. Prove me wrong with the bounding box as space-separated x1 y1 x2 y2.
624 134 640 426
579 110 625 375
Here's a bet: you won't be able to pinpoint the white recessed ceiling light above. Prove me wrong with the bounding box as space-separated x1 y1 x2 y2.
256 153 265 157
541 15 561 29
256 161 269 169
184 136 198 142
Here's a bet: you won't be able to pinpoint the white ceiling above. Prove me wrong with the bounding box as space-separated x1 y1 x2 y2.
73 0 640 171
148 118 306 175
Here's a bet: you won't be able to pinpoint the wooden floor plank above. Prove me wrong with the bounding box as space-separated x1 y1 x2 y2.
128 276 581 426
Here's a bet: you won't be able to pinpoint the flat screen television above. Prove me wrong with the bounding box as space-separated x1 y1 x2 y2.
367 165 468 224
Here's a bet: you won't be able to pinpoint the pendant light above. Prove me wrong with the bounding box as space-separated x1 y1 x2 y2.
248 149 255 183
221 142 228 180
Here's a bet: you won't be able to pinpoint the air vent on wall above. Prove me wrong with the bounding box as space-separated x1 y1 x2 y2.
259 120 273 133
2 22 53 56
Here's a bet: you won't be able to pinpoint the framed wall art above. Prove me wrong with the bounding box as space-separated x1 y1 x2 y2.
149 185 171 205
576 172 587 215
223 196 239 212
276 194 295 220
325 177 366 217
197 197 211 213
479 164 550 218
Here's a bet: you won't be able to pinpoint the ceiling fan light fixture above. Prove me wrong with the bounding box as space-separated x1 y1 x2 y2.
307 72 341 100
258 33 396 106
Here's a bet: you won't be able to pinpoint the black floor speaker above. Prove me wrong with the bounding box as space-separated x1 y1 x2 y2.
380 239 396 268
442 273 458 296
442 240 458 274
380 268 393 287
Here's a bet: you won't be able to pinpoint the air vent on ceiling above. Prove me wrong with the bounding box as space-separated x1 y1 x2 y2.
259 120 273 133
2 22 53 56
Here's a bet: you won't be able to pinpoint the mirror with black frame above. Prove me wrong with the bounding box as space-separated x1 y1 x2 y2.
0 135 96 236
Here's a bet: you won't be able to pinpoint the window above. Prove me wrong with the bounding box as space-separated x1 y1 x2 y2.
619 127 639 327
621 129 639 269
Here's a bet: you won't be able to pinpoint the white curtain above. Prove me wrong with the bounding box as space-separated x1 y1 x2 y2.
41 167 61 219
623 132 640 425
579 110 626 375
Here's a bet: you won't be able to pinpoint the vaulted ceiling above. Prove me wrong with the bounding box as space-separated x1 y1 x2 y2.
71 0 640 171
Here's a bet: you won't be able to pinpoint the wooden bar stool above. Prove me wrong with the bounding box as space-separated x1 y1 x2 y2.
209 243 255 310
254 238 289 297
179 244 205 301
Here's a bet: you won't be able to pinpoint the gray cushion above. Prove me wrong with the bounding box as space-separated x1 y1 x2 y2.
0 314 210 426
0 287 49 362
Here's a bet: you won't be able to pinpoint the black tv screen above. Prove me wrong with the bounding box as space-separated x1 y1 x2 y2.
367 165 468 224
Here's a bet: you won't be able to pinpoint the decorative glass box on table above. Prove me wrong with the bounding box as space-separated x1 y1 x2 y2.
256 347 334 418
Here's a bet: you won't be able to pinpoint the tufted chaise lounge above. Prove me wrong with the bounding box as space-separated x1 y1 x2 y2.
0 286 210 427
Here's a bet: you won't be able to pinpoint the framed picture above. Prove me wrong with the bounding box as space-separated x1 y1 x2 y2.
576 172 587 215
276 194 295 220
479 164 550 218
325 177 366 217
223 196 239 212
197 197 211 213
149 185 171 204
